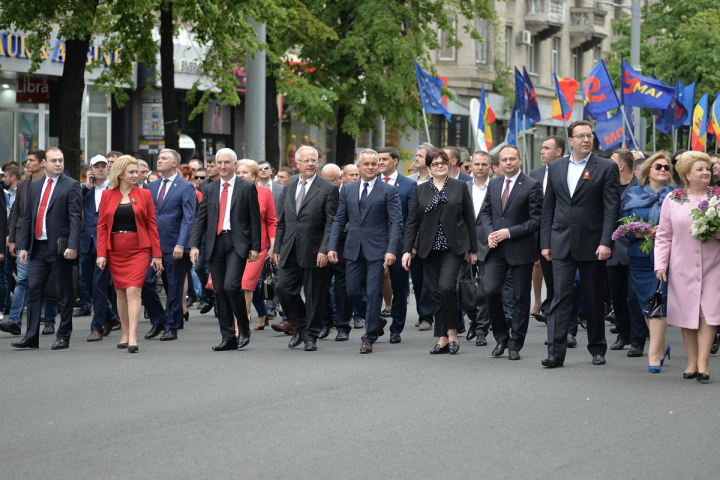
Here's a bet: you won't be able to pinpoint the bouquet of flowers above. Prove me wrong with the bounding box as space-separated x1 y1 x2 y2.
690 195 720 243
612 214 655 255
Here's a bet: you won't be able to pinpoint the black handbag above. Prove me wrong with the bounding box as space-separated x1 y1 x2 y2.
644 279 665 318
43 266 80 303
457 262 485 310
262 262 279 301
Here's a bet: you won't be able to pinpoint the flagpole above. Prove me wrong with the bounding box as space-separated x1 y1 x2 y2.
672 99 677 152
421 109 431 144
621 107 638 149
522 113 529 172
652 115 656 152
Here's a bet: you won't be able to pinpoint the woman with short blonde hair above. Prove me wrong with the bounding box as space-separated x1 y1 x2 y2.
637 151 675 187
236 159 260 184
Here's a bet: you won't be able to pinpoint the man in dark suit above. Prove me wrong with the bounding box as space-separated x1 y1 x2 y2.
607 148 646 356
540 120 621 367
481 145 542 360
443 146 473 182
377 147 416 343
82 155 118 341
190 148 261 350
329 149 403 353
13 147 81 350
274 146 339 351
142 148 197 341
195 156 218 315
466 151 491 346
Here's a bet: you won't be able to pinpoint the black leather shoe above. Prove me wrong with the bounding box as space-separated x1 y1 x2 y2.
389 333 401 344
491 342 507 357
683 370 698 379
145 324 165 339
697 373 710 383
237 333 250 349
0 320 21 335
609 337 629 350
160 332 177 341
200 303 213 315
360 339 372 354
42 325 55 335
318 326 330 339
288 333 302 348
430 343 450 354
541 356 564 368
508 349 520 360
51 338 69 350
11 337 39 349
213 340 238 351
712 335 720 355
505 317 512 329
128 345 139 353
592 354 606 365
627 345 644 357
178 311 188 329
466 328 476 341
448 341 459 354
457 326 466 335
144 308 149 319
567 334 577 348
73 307 91 317
335 331 349 341
609 327 618 334
378 318 387 337
475 334 487 346
531 312 547 324
196 301 206 310
579 315 587 329
304 338 317 351
186 297 197 308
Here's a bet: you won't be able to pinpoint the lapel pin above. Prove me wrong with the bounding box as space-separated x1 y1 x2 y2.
173 183 177 187
583 169 590 180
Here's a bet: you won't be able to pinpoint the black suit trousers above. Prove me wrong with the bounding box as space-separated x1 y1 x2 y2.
467 261 489 336
539 254 554 314
547 256 608 360
277 246 330 340
484 249 533 350
423 250 464 337
209 233 248 341
25 241 74 341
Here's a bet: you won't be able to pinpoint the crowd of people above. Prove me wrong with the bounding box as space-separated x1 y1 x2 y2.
2 120 720 382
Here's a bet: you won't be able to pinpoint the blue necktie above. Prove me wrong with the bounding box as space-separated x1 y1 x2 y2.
359 182 369 210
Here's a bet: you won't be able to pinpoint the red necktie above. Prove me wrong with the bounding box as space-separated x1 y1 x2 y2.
35 178 53 239
217 182 229 235
384 177 391 183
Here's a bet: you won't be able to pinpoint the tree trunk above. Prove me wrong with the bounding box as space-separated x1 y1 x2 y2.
335 105 356 166
265 73 280 170
160 3 179 151
59 38 92 179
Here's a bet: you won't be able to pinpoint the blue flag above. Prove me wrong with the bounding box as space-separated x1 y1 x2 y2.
655 80 688 134
583 60 620 116
582 102 608 123
414 60 451 121
522 67 541 128
595 110 625 152
620 59 674 109
679 81 696 127
514 67 524 119
508 106 519 146
625 106 637 149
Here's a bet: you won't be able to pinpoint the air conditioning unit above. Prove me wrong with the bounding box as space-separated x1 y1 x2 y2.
518 30 532 45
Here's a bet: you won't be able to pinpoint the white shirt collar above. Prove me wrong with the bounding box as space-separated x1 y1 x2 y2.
220 174 237 187
94 180 109 191
382 171 398 183
472 177 488 190
569 151 591 165
504 171 521 183
163 173 178 183
361 176 377 187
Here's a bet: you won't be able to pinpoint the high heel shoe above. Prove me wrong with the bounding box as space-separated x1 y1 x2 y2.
697 372 710 383
117 343 128 349
179 311 189 330
648 365 661 373
660 344 671 366
128 344 139 353
254 318 270 331
683 370 698 379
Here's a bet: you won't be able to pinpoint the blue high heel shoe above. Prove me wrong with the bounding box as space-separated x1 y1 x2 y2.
648 365 661 373
660 344 671 366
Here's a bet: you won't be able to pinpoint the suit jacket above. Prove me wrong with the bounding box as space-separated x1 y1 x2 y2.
8 177 30 244
455 171 473 182
96 187 162 259
466 180 489 260
540 153 621 262
381 173 417 255
81 184 105 254
480 172 542 264
189 176 262 260
275 175 339 268
146 176 197 254
269 181 284 217
19 174 82 255
403 177 477 259
529 165 546 184
328 179 403 262
606 175 639 267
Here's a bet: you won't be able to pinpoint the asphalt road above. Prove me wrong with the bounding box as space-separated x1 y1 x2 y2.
1 294 719 479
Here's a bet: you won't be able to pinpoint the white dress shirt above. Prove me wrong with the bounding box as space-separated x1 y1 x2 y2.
94 180 109 212
219 174 236 231
295 174 316 201
7 187 16 209
500 170 521 199
260 180 273 189
567 152 591 197
543 165 549 195
381 171 398 185
359 176 377 201
472 179 488 218
37 174 60 240
156 173 178 201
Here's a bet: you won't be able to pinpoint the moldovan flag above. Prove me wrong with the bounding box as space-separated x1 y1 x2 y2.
691 92 709 152
552 73 578 121
708 90 720 138
478 85 496 149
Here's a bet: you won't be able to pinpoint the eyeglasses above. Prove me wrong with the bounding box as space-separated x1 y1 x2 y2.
571 134 595 140
430 160 448 167
258 166 270 171
652 163 671 172
194 176 206 180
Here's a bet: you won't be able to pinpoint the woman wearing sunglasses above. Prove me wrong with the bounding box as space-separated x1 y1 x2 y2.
621 152 675 373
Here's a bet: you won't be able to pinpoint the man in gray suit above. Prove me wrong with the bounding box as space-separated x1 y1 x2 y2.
466 151 491 346
274 146 339 351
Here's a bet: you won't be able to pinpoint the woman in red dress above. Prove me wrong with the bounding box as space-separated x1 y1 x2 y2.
236 159 276 330
97 156 162 352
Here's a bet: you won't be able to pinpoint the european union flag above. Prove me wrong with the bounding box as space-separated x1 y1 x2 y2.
621 59 673 109
583 60 619 116
523 67 541 128
414 60 451 121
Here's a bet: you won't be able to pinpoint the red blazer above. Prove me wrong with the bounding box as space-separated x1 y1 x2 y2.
257 185 277 250
97 186 162 259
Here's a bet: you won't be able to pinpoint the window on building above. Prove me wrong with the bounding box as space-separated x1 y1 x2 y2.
505 26 512 67
572 48 582 80
594 46 602 66
475 18 488 65
438 15 457 61
552 37 560 74
528 35 537 74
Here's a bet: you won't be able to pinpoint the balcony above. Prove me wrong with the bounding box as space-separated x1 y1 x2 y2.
569 7 608 51
525 0 566 41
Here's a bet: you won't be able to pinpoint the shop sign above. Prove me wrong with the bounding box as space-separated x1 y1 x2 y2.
0 31 124 67
16 74 52 103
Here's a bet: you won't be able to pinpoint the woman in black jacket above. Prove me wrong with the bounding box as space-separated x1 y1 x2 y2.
402 149 477 354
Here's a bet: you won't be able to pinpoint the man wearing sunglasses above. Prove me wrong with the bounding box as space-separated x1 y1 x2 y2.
257 160 284 218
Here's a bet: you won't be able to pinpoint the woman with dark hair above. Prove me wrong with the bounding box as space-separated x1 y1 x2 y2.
402 149 477 355
670 149 687 187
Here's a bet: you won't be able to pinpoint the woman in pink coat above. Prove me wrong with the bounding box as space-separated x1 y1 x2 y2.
655 151 720 383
